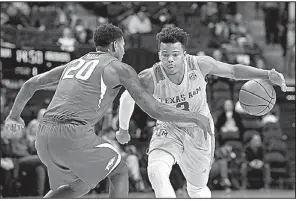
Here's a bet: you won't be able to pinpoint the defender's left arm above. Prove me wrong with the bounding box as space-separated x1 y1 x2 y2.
8 65 66 119
197 56 287 92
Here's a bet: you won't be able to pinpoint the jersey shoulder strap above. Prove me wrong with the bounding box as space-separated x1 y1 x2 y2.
186 54 206 79
186 54 198 71
151 62 165 84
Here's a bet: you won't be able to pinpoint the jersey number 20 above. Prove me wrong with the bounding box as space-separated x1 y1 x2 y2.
62 59 99 80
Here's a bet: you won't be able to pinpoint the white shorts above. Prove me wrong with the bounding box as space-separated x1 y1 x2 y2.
148 123 213 188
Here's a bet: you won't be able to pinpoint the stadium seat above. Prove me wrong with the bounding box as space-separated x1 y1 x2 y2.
242 119 262 130
266 138 288 156
220 131 241 142
262 122 283 143
264 139 290 189
239 112 258 120
243 130 261 144
225 140 244 157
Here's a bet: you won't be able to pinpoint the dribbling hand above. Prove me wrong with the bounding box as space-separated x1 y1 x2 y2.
268 69 287 92
4 116 25 135
116 128 131 144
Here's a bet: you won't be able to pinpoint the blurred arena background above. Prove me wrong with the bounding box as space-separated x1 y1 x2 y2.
0 1 295 198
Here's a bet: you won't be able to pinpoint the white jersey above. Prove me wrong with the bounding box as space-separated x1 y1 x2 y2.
150 54 214 132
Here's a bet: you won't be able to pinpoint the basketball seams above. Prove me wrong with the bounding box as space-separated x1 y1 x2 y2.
240 89 270 102
254 106 268 116
239 80 276 116
271 86 276 99
267 95 276 111
253 80 274 99
239 102 268 107
255 96 273 115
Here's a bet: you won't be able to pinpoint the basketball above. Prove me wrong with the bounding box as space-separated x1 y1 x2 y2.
239 79 276 116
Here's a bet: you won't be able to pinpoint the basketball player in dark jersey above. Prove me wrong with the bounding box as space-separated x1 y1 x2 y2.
4 24 212 198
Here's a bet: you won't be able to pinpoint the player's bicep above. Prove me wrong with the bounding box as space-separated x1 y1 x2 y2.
116 64 157 111
118 65 148 100
138 69 154 94
197 56 234 78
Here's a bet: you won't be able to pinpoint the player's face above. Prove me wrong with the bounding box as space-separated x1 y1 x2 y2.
159 42 185 75
114 37 125 61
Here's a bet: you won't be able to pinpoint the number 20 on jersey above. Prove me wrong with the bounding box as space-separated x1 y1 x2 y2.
62 59 99 81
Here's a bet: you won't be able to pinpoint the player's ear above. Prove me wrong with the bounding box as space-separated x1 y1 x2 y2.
158 52 161 60
184 51 187 56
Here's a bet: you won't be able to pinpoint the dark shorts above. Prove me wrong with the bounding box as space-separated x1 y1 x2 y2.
36 122 121 190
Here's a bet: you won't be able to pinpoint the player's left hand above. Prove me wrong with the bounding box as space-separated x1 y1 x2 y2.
4 115 25 135
116 128 131 144
268 69 287 92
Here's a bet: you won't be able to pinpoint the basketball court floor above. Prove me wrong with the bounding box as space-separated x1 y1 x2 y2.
83 189 295 199
10 189 295 199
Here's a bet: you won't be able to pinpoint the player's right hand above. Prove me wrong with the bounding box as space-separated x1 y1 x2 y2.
116 128 131 144
195 114 212 140
4 115 25 135
1 158 14 170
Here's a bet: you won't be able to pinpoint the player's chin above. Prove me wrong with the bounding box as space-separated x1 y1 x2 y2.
167 69 178 75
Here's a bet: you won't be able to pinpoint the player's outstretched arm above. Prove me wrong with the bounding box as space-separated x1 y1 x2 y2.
197 56 287 92
117 69 153 143
7 65 66 119
108 62 212 135
119 90 135 131
116 90 135 144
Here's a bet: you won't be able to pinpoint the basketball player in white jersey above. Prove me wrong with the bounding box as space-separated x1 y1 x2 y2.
117 26 287 198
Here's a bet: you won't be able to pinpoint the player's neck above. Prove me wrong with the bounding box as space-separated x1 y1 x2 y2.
96 47 111 54
164 63 185 85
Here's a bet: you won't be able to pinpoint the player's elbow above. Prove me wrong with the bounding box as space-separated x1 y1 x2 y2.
24 76 44 94
24 77 38 91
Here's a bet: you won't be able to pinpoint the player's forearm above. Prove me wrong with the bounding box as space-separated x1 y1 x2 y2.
119 90 135 130
233 64 269 80
150 101 200 124
129 89 199 124
9 80 37 118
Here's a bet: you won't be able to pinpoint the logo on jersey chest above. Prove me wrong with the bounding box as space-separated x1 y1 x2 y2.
155 128 168 137
189 72 197 80
188 86 201 98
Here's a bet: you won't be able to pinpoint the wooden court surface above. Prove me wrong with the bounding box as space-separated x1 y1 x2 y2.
84 189 295 199
12 189 295 199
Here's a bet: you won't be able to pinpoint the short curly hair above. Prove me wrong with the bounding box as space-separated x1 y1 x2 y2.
156 26 189 48
93 23 123 47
